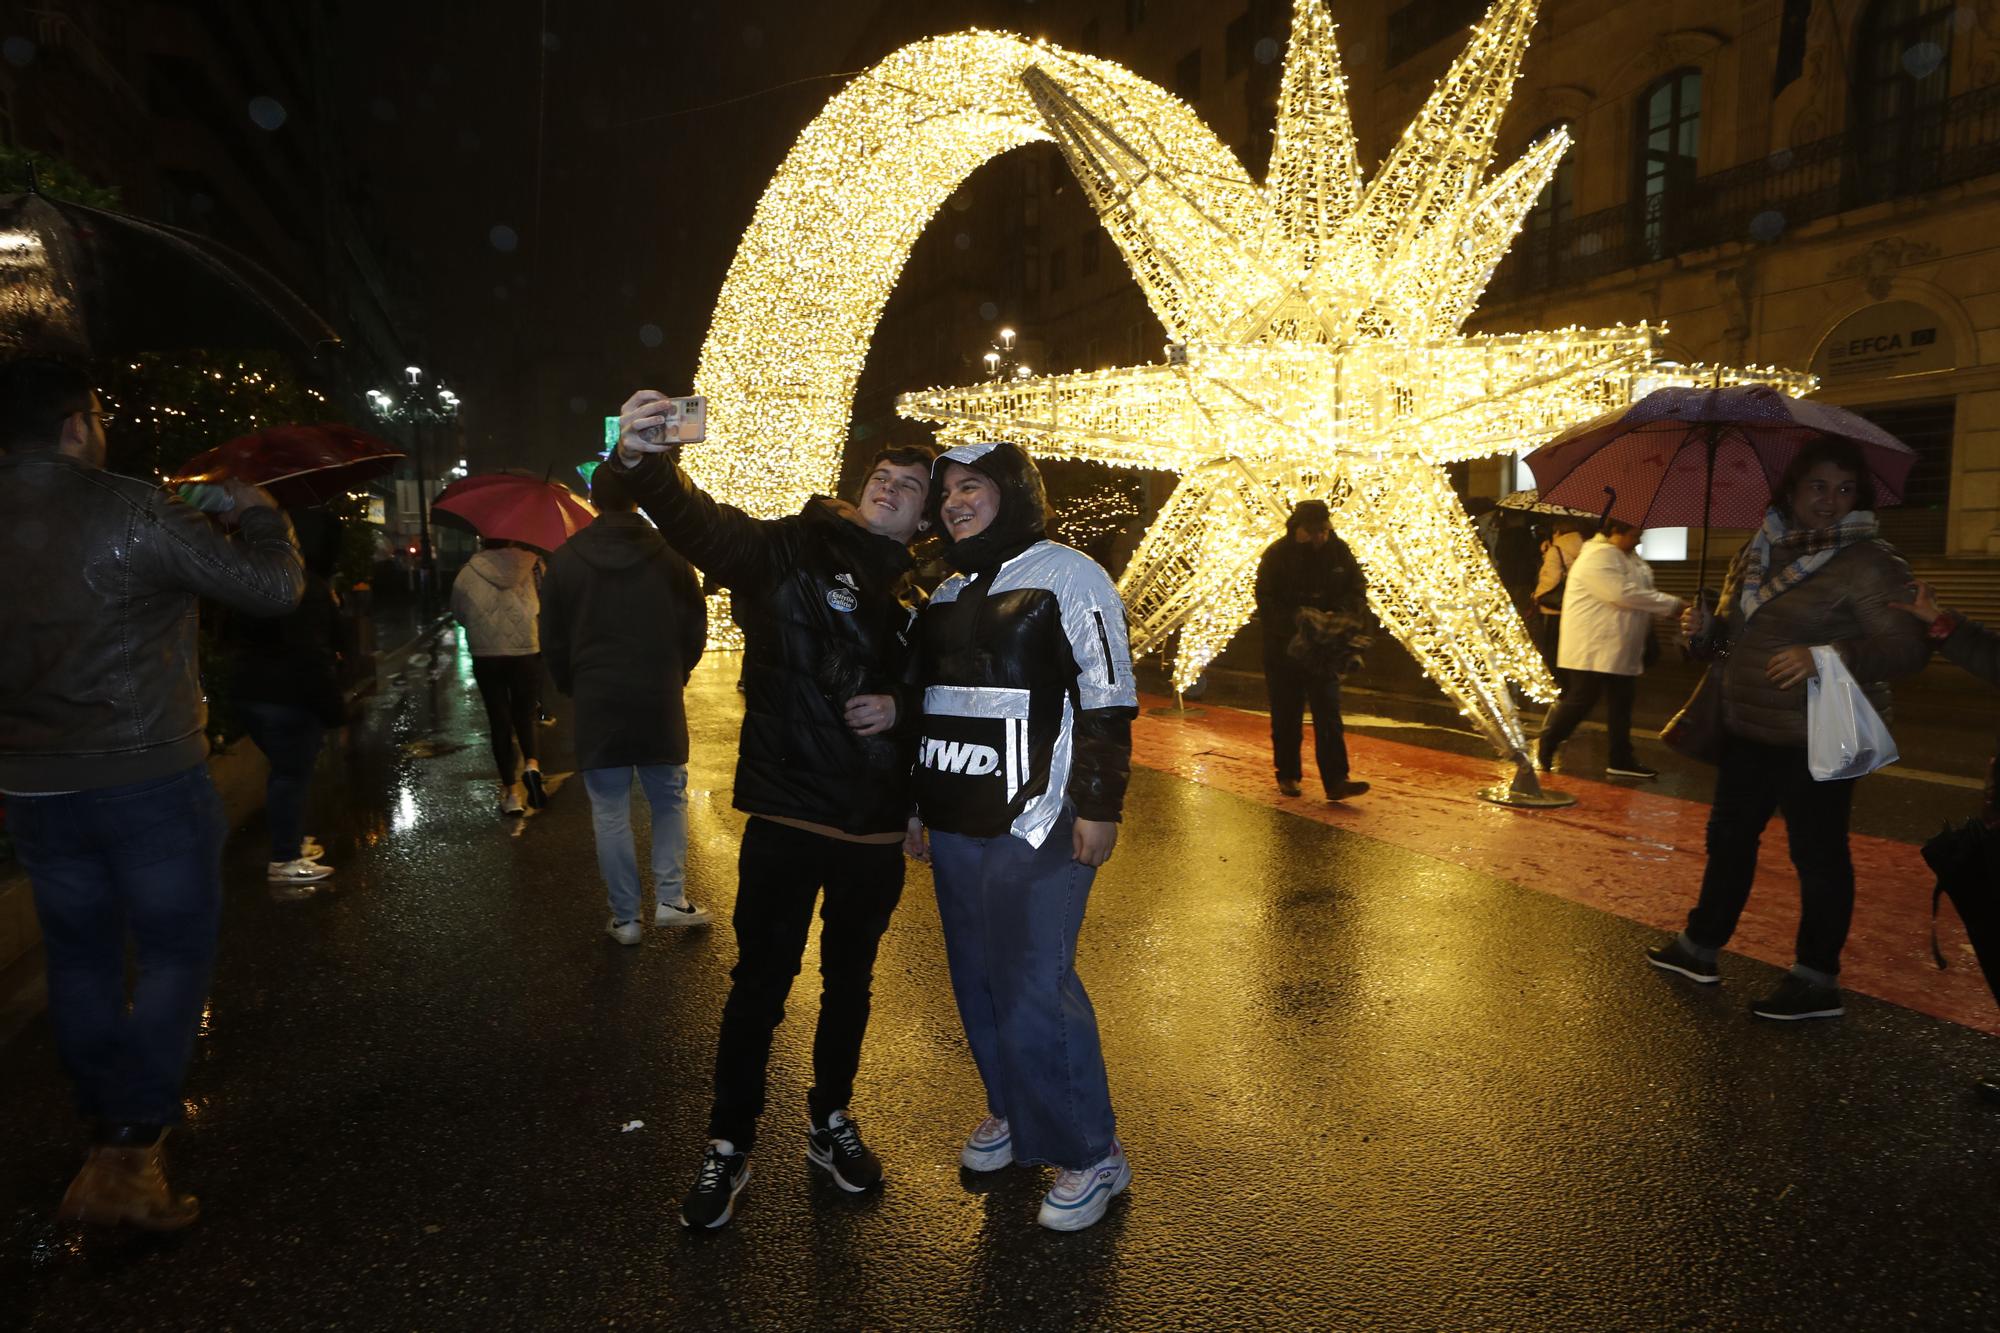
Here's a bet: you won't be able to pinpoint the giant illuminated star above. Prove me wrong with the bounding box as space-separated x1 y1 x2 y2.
684 0 1808 771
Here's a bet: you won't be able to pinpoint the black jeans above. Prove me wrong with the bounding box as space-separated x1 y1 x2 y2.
708 817 905 1151
1686 734 1858 976
1265 651 1348 788
237 700 326 862
1540 670 1638 767
470 653 540 783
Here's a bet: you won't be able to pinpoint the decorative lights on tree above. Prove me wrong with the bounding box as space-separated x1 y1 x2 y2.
686 0 1811 779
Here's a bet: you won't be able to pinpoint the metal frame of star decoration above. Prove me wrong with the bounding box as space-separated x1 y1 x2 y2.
683 0 1810 802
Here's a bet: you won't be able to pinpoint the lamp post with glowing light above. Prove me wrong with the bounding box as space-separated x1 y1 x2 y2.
367 367 460 605
980 326 1033 383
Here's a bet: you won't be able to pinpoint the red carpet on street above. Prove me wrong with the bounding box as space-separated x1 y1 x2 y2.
1131 695 1998 1036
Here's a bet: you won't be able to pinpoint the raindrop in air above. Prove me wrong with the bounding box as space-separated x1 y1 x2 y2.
489 224 520 253
568 396 589 415
638 323 665 348
617 281 638 301
457 128 482 152
2 36 35 67
1902 42 1944 79
1767 147 1795 173
742 25 764 48
541 30 561 52
492 285 510 301
1748 210 1786 244
979 301 999 321
248 96 287 130
370 96 398 123
953 232 973 251
1254 37 1281 64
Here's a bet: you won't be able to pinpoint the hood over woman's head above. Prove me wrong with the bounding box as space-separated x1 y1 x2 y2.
930 440 1049 573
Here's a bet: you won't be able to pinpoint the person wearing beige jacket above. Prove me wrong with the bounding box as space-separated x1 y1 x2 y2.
449 539 548 814
1647 439 1930 1021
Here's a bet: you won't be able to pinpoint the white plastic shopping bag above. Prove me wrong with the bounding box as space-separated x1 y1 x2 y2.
1806 645 1898 781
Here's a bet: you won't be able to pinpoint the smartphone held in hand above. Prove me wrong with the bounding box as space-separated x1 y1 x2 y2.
643 395 707 447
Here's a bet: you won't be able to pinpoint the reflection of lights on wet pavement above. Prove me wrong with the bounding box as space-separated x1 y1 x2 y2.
393 783 420 834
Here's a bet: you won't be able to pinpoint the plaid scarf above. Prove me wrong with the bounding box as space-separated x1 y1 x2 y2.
1730 507 1879 620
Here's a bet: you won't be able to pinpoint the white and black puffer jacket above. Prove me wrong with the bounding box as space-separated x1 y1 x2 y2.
916 442 1138 848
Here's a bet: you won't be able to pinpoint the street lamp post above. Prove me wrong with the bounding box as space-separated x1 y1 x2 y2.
981 325 1032 382
368 368 461 608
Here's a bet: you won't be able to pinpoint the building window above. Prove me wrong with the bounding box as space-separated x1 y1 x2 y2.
1081 229 1102 276
1226 12 1251 78
1125 0 1146 34
1386 0 1487 69
1176 48 1202 103
1857 398 1954 556
1635 69 1701 263
1049 246 1068 292
1849 0 1954 205
1521 123 1576 289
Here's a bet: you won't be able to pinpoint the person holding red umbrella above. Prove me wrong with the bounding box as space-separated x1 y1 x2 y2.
1646 438 1929 1020
450 537 549 816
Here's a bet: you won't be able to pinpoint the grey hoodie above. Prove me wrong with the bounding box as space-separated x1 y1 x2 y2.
450 546 542 656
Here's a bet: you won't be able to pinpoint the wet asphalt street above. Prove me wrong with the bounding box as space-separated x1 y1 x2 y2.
4 623 2000 1331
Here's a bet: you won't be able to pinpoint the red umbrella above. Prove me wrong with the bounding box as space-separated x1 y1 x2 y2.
170 423 404 507
1524 385 1918 587
432 473 597 552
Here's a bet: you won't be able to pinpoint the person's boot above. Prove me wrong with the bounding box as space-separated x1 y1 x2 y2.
57 1127 200 1230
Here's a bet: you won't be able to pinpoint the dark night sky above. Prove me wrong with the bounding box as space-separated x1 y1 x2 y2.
325 0 1060 478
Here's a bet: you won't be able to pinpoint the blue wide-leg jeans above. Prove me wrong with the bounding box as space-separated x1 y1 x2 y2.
9 763 226 1126
929 810 1116 1170
581 764 688 923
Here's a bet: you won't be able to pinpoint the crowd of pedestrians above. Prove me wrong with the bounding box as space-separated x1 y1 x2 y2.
3 357 1995 1246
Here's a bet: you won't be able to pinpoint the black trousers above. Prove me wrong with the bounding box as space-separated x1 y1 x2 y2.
708 817 905 1151
1686 735 1858 977
1265 651 1348 788
470 653 540 784
1540 670 1638 768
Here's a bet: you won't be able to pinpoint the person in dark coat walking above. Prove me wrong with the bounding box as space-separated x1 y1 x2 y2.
223 506 348 889
1255 499 1370 800
610 390 933 1230
539 463 709 945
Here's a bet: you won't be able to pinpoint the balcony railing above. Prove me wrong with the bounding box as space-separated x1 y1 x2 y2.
1486 82 2000 305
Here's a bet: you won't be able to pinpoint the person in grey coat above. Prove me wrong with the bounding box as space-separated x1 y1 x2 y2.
1647 438 1929 1021
540 464 708 943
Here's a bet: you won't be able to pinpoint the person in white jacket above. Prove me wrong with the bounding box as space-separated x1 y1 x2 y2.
1536 522 1685 780
449 539 548 814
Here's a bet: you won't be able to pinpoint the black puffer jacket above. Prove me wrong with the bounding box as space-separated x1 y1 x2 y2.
539 510 706 771
619 452 920 837
916 441 1137 845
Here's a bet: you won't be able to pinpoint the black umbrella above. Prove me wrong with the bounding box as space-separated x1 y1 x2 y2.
0 184 339 363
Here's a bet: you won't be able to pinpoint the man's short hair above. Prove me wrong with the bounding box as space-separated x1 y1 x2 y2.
869 442 938 477
590 461 637 512
1286 498 1333 534
0 359 93 453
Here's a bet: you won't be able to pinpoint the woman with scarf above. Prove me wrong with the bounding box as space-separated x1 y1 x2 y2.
1646 437 1929 1020
904 440 1139 1232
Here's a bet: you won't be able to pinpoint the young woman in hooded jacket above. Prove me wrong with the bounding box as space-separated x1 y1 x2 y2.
904 440 1140 1232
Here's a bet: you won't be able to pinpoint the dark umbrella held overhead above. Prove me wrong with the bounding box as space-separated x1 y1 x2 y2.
0 186 340 364
168 424 404 508
432 474 597 554
1524 385 1919 588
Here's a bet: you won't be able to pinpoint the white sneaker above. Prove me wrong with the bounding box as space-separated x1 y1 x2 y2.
1036 1141 1130 1232
655 899 711 927
268 857 333 885
605 918 642 946
299 836 325 862
961 1115 1013 1171
499 783 525 816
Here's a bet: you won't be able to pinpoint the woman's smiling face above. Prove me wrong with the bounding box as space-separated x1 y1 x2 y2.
1789 460 1861 531
939 463 1001 541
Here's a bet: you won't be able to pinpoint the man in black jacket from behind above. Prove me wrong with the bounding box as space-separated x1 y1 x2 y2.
1255 499 1371 801
611 390 932 1229
540 462 708 945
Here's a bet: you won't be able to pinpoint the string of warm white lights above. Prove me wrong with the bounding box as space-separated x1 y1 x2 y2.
691 0 1812 761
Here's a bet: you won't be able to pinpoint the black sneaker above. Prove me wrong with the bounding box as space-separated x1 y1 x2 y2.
1276 778 1303 798
680 1141 751 1229
522 768 547 809
1750 975 1844 1021
1535 742 1555 773
1606 760 1660 780
806 1109 881 1192
1646 938 1720 984
1325 779 1370 800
